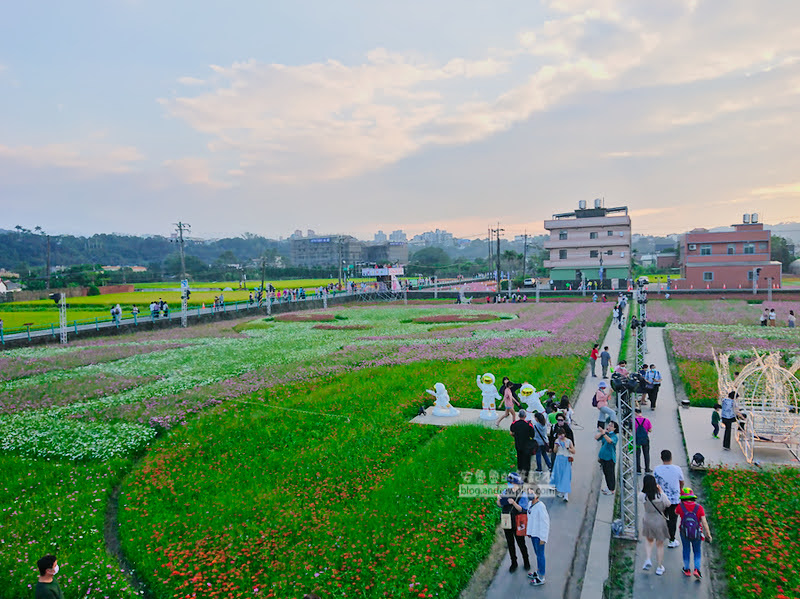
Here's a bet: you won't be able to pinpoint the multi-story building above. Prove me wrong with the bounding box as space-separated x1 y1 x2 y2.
389 230 407 243
543 200 632 289
680 214 781 289
290 235 362 268
374 230 388 243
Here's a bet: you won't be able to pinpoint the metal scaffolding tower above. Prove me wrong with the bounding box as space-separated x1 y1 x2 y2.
615 385 639 539
58 295 68 345
633 287 648 371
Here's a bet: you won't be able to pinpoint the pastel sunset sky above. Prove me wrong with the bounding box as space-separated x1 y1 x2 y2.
1 0 799 240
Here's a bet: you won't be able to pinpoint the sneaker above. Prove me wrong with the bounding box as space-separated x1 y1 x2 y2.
683 568 692 577
668 539 680 548
563 494 569 502
601 489 614 495
636 471 642 475
655 565 665 576
509 563 518 573
712 435 719 439
694 569 702 580
527 571 539 581
530 576 546 586
642 560 652 571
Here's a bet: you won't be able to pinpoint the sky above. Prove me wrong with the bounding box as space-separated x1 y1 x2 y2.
1 0 800 241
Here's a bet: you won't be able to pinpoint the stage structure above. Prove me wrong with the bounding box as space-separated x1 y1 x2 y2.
714 349 800 463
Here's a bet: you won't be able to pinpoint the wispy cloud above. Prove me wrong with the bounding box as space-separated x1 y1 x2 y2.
0 141 144 174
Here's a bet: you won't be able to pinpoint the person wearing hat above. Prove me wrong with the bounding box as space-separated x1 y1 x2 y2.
594 381 617 428
675 487 712 579
496 473 530 573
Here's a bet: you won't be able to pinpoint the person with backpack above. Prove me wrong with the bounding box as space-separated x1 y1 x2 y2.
634 408 653 474
675 487 712 579
645 364 663 410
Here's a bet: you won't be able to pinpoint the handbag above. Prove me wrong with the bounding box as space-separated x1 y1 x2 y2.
501 513 513 529
648 496 670 522
515 513 528 536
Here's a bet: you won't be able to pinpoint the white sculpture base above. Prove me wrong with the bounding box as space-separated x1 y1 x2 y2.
480 408 497 420
432 406 461 417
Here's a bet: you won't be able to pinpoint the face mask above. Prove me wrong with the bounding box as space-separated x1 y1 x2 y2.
52 565 59 575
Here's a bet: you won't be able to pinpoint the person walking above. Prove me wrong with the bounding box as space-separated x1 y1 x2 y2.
711 403 721 439
675 487 712 579
600 346 611 379
720 390 737 451
640 474 670 576
645 364 662 410
496 377 522 428
634 408 652 474
510 410 535 478
594 381 617 427
497 473 531 573
525 488 550 586
590 344 599 377
768 308 777 326
653 449 685 548
595 420 618 495
788 310 796 328
550 426 575 502
532 412 552 473
760 308 768 326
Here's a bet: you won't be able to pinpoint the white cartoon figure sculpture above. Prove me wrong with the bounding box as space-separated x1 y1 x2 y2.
520 383 548 419
477 373 501 420
426 382 460 416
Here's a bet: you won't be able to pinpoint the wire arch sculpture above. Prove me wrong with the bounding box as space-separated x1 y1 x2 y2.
713 349 800 463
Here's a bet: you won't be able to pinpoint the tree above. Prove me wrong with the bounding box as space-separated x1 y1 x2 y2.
771 235 795 271
410 247 451 267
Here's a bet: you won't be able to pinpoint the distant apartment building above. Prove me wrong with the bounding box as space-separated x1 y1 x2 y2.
680 214 781 289
290 235 362 267
411 229 454 246
389 230 407 243
374 230 388 243
543 200 632 289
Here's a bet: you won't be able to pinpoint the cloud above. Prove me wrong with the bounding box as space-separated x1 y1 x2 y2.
750 183 800 197
161 157 233 189
0 141 144 175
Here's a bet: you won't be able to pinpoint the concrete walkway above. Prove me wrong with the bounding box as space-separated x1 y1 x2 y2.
485 303 625 599
632 327 712 599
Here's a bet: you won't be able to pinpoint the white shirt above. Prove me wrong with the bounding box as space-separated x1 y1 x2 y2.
653 464 685 505
526 500 550 542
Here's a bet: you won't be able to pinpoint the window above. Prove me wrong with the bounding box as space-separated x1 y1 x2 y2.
703 272 714 282
744 243 755 254
700 245 712 256
607 231 614 236
590 250 599 258
606 249 613 256
727 244 735 255
747 271 754 281
758 242 768 250
559 231 568 240
559 250 568 259
590 232 598 239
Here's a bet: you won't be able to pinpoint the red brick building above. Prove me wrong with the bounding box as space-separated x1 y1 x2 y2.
680 215 782 289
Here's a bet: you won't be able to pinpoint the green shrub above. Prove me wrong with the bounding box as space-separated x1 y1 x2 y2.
87 285 100 296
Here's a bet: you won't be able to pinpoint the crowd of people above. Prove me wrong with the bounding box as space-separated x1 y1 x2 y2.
759 307 795 327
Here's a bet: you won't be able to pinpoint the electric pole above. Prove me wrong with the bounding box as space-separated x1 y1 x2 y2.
493 224 504 290
488 227 493 279
46 234 51 290
173 221 191 281
522 232 528 285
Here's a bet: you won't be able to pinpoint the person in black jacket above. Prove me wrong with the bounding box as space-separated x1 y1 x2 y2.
548 413 575 454
496 473 530 573
510 409 535 477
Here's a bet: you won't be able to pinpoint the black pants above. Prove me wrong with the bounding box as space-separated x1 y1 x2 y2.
648 385 660 408
516 449 531 477
600 458 616 491
636 441 650 473
504 527 529 566
665 503 678 541
722 417 736 449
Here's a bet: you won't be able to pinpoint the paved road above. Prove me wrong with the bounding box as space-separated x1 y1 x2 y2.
485 304 625 599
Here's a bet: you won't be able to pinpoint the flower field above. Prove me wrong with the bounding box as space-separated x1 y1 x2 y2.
658 299 800 407
0 302 605 598
704 468 800 599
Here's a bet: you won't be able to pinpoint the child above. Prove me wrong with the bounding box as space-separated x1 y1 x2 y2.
711 403 721 439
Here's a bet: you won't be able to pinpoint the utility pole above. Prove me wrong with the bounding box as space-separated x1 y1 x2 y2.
338 237 344 287
493 224 504 290
522 233 528 285
488 227 493 280
173 221 191 281
46 234 51 290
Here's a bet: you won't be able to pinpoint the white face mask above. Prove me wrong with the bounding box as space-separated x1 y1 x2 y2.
52 565 59 575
